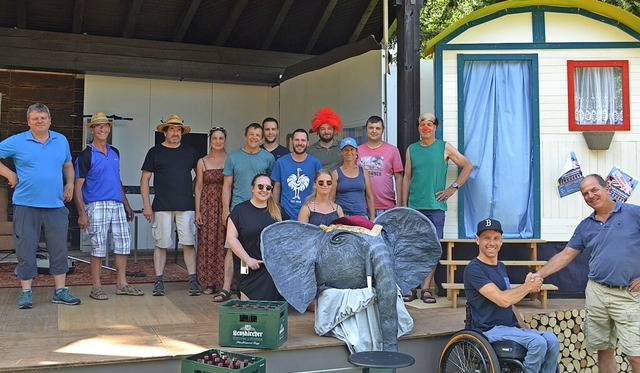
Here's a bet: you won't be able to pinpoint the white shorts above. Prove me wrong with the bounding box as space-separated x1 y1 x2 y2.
152 211 196 248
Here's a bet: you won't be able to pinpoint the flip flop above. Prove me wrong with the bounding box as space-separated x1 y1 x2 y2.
90 287 109 300
116 284 144 296
421 289 437 304
213 289 231 302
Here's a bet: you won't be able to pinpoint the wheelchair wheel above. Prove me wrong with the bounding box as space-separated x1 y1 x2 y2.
439 330 501 373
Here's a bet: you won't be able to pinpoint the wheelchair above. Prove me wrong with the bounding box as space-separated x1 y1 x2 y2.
438 305 527 373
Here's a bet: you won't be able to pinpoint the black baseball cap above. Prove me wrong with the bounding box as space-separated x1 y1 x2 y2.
477 218 503 235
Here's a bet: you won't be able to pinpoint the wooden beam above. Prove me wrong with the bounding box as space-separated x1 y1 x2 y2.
213 0 248 46
172 0 201 42
122 0 144 38
0 28 312 86
304 0 338 54
16 0 27 29
260 0 294 50
349 0 379 43
72 0 85 34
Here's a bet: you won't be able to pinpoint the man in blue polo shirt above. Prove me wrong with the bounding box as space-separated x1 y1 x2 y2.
0 103 80 309
74 112 143 301
535 174 640 373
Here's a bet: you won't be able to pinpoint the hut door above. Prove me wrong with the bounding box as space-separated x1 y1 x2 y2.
460 59 536 238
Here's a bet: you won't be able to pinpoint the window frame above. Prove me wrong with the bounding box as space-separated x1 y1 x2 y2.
567 60 630 132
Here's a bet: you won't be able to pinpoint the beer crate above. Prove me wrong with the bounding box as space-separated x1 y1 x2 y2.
181 348 266 373
219 300 288 349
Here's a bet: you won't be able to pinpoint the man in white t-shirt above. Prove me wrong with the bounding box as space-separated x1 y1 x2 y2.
357 116 403 216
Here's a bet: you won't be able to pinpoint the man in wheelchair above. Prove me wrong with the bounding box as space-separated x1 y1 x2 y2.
463 219 559 373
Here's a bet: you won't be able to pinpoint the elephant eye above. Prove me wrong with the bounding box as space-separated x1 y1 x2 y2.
331 232 349 244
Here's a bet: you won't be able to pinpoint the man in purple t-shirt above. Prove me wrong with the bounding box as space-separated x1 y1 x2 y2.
357 116 403 216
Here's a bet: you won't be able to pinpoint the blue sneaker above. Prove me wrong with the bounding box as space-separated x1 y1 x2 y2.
52 287 81 305
18 289 33 309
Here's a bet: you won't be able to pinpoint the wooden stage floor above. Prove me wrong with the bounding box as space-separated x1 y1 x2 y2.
0 282 585 372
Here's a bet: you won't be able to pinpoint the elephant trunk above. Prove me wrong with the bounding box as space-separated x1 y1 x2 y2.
369 241 399 352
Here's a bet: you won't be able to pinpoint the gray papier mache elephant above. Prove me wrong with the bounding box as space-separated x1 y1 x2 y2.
260 207 441 352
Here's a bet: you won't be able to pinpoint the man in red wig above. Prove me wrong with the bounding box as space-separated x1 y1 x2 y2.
307 107 343 171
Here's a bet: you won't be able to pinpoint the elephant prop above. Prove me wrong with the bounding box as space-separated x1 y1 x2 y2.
260 207 441 351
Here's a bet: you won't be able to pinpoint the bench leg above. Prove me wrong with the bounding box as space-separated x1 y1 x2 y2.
451 289 458 309
540 290 547 309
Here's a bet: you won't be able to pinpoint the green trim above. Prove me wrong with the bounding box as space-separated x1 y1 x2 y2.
425 0 640 56
532 10 545 42
456 53 541 238
435 45 444 140
440 41 640 50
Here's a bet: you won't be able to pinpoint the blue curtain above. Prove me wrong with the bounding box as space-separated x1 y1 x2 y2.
462 60 533 238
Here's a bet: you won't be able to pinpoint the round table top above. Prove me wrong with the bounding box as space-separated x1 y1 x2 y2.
348 351 415 369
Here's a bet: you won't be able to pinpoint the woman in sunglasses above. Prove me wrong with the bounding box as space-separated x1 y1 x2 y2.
298 169 344 225
226 173 288 301
194 127 227 295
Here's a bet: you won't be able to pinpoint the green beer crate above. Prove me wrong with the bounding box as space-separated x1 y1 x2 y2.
181 348 266 373
219 300 288 349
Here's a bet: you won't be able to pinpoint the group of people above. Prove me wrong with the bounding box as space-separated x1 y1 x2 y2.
0 103 638 373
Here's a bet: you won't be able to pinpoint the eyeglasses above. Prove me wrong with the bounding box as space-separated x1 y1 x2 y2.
209 126 227 135
317 180 332 186
256 184 273 192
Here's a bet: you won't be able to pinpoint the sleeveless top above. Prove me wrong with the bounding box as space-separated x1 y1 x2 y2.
407 139 448 210
335 166 368 217
307 201 339 226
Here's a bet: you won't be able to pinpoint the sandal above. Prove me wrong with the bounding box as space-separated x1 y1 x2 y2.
402 288 417 302
116 284 144 296
213 289 231 303
421 289 437 304
90 287 109 300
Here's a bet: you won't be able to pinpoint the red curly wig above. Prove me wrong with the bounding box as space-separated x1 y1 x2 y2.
311 107 342 133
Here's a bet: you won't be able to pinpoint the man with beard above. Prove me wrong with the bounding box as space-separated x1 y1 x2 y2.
216 122 275 302
260 117 290 161
271 129 322 219
141 114 201 297
307 107 343 171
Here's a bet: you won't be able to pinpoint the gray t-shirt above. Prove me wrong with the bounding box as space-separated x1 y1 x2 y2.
223 148 275 209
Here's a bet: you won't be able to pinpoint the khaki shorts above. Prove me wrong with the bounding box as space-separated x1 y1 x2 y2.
152 211 196 248
585 280 640 356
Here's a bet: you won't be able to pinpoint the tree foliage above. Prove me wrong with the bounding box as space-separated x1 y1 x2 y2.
419 0 640 54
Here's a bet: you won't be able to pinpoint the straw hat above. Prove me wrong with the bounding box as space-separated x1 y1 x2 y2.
87 112 112 128
156 114 191 134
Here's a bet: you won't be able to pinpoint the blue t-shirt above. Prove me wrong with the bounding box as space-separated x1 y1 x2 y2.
0 130 71 208
261 144 290 161
464 258 519 332
271 154 322 219
75 144 123 204
567 201 640 286
224 148 275 209
335 166 368 217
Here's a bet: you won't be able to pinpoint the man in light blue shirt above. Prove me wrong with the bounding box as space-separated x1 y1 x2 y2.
0 103 80 309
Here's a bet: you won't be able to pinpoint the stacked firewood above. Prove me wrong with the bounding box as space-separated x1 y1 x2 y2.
523 309 630 372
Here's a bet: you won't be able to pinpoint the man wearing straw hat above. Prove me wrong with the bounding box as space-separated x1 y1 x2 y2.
74 112 143 300
141 114 202 296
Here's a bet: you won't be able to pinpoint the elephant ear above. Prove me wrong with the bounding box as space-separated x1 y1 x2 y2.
374 207 442 295
261 221 323 314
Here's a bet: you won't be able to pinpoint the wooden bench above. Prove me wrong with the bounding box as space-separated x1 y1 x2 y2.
441 283 559 309
440 238 547 261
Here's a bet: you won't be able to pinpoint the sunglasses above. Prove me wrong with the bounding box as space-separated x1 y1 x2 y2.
209 126 227 135
256 184 273 192
317 180 333 186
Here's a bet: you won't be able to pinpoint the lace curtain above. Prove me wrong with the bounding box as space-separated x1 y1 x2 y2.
574 67 623 125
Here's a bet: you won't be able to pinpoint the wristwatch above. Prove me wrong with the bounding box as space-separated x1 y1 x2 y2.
451 182 459 189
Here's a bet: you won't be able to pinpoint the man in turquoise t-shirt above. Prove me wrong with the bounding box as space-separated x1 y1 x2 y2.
401 112 473 304
217 122 274 302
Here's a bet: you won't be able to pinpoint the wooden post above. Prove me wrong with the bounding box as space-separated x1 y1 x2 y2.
395 0 424 161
